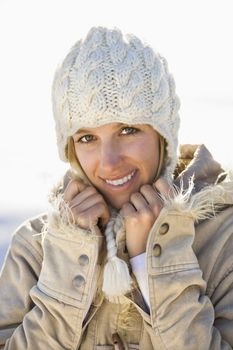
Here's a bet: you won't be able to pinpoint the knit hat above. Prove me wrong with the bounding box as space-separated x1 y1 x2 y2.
52 26 180 182
52 26 180 301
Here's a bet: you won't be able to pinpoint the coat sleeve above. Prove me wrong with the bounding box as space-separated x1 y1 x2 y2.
0 214 103 349
139 210 233 349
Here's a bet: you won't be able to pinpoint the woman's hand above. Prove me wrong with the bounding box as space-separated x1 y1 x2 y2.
122 178 172 258
63 179 110 231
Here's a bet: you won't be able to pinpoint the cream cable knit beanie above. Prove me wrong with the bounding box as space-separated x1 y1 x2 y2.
52 26 180 182
52 26 180 301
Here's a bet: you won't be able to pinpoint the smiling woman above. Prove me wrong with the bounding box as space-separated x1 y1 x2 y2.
1 26 233 350
71 123 161 209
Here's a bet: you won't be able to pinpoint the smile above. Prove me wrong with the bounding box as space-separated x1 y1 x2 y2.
105 170 136 186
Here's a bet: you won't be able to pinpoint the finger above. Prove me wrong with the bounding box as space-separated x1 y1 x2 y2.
69 186 98 208
140 184 162 206
64 179 88 202
71 192 104 212
139 184 163 216
129 192 149 211
78 202 110 228
153 178 173 199
122 202 136 217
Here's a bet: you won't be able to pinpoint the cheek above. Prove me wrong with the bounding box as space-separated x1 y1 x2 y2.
130 137 159 163
137 137 160 176
75 148 95 176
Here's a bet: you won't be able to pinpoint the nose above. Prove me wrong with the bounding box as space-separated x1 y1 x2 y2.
99 140 123 171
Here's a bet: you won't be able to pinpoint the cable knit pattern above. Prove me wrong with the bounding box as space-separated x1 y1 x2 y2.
52 26 180 180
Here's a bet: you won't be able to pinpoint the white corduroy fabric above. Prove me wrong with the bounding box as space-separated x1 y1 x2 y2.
52 26 180 182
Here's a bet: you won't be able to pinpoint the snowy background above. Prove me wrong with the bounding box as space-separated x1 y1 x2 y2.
0 0 233 268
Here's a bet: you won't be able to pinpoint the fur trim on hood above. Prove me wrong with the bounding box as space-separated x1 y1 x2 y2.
161 174 233 222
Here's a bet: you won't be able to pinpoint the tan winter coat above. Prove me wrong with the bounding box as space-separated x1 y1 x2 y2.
1 145 233 349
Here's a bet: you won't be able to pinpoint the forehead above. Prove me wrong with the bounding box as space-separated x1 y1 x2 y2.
75 122 153 134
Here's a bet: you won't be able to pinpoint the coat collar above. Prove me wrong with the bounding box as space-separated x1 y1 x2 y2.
173 144 226 192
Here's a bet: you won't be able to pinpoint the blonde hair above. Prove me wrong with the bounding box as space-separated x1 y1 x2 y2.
65 137 90 184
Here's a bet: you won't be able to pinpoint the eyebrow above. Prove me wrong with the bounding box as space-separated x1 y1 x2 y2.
75 123 127 135
75 128 93 134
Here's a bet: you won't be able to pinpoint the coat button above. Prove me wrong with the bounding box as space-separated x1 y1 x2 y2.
78 254 89 266
159 223 169 235
153 243 161 257
73 275 86 288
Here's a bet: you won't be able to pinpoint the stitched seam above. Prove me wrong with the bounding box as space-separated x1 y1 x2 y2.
150 262 198 268
14 234 42 264
47 230 100 244
209 264 233 292
38 281 84 304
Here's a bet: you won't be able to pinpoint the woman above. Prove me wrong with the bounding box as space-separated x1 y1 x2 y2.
1 26 233 349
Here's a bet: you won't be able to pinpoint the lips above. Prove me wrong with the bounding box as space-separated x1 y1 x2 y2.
105 170 136 186
105 170 135 186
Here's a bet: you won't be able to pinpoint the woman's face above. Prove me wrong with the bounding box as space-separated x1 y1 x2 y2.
72 123 160 209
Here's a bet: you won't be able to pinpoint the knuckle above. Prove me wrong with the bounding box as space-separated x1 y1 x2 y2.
151 203 163 216
130 192 139 201
70 205 80 218
70 180 80 193
140 184 151 193
154 177 164 187
155 178 171 193
95 193 103 202
142 207 153 219
69 197 79 209
88 186 97 195
76 212 87 226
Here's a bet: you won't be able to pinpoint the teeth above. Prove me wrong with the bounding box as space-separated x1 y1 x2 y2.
105 171 135 186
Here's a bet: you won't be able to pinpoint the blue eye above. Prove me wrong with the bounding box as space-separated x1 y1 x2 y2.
78 134 95 143
121 127 139 135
